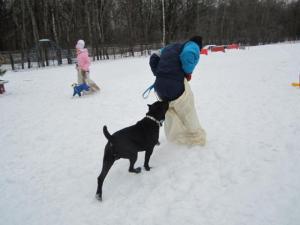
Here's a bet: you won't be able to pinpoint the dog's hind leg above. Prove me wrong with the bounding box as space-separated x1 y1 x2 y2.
96 147 115 201
144 149 154 171
128 154 141 173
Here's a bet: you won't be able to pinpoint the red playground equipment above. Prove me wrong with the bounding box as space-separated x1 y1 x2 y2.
211 46 225 52
0 80 8 94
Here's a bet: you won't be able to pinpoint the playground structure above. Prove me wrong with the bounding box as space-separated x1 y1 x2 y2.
28 39 63 68
201 43 242 55
0 80 8 94
0 56 7 94
227 44 240 49
211 46 226 52
0 39 66 71
200 48 208 55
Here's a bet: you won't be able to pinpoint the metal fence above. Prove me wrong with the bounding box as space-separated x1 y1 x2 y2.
0 43 163 71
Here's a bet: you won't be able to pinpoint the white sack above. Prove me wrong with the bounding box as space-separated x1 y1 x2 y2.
164 79 206 146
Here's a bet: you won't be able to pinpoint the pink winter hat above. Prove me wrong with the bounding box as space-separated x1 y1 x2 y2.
76 40 85 49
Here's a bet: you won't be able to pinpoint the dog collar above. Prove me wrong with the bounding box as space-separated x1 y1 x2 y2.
146 115 164 127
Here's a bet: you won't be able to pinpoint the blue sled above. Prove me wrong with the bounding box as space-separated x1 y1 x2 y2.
72 83 90 97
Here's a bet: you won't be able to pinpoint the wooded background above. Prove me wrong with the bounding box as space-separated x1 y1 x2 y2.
0 0 299 52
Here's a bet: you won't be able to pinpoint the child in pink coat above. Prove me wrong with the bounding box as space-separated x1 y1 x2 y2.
76 40 100 92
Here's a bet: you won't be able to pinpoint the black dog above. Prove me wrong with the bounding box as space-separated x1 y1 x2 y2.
96 101 169 201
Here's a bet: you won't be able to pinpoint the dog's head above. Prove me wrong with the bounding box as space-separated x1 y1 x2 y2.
146 101 169 122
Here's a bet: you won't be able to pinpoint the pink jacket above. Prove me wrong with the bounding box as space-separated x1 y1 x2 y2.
77 49 90 72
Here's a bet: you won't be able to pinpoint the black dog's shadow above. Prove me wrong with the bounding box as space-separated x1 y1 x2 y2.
96 101 169 201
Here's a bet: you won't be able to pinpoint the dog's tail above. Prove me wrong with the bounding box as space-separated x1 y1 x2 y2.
103 125 113 141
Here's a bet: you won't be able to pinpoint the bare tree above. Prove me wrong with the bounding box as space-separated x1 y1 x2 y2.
0 0 299 52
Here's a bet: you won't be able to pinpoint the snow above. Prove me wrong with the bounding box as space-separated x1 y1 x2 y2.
1 42 300 225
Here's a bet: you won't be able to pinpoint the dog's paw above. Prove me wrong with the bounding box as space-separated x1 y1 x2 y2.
129 167 141 173
134 167 142 173
95 194 102 201
144 165 152 171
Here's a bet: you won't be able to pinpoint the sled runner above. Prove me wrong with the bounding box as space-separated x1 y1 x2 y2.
291 82 300 87
291 74 300 88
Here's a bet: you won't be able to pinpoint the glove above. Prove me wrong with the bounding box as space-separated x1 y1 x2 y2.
186 74 192 81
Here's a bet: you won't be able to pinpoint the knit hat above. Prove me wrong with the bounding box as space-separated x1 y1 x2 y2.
76 40 85 49
189 36 202 49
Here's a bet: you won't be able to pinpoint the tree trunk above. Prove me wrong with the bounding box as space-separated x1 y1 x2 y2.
25 0 43 66
84 0 94 60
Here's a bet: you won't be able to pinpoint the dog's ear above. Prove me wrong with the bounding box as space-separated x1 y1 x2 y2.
147 104 151 109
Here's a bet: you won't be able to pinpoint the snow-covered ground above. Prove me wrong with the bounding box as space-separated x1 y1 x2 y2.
1 42 300 225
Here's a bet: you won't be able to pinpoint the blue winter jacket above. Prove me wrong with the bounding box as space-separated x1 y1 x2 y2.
149 41 200 101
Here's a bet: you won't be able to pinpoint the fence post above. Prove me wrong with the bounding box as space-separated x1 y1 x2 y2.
57 49 62 65
9 54 15 70
113 47 116 59
67 49 72 64
45 47 49 66
105 47 109 59
27 51 31 69
96 46 99 60
21 51 25 69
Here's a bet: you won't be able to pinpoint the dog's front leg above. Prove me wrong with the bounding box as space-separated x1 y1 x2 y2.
144 149 153 171
128 154 141 173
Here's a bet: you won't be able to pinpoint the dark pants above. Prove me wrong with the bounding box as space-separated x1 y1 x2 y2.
154 77 184 101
